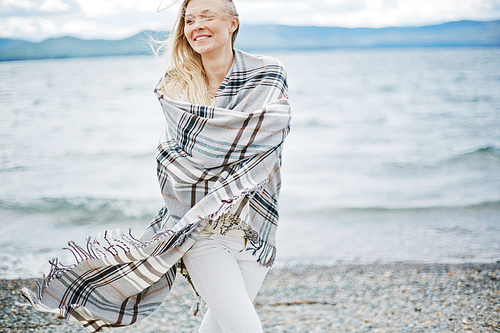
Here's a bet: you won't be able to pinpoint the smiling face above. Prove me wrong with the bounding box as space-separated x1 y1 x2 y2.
184 0 239 57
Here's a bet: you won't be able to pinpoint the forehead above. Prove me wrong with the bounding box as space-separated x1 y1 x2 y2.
185 0 226 16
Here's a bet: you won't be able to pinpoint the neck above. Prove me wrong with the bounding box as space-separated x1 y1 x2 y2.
201 46 234 97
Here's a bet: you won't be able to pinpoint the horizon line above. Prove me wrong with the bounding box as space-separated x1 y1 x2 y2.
2 18 499 43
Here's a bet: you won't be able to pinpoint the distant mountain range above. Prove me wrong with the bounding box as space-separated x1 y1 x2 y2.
1 20 499 61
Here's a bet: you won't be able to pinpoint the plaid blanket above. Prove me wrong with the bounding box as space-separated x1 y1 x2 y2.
19 49 290 332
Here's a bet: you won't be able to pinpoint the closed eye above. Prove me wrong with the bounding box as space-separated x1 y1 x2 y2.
185 14 195 25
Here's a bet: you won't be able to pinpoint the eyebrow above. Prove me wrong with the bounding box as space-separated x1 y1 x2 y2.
185 9 215 17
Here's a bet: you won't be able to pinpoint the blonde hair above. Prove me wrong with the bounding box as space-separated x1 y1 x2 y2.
159 0 239 105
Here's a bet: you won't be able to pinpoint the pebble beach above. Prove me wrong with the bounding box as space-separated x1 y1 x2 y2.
1 263 499 332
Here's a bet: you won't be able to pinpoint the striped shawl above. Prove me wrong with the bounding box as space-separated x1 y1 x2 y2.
19 49 291 332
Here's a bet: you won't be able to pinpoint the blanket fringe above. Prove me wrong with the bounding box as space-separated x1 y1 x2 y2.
189 293 206 317
16 286 64 317
20 182 271 317
206 179 277 268
29 220 196 299
206 179 268 231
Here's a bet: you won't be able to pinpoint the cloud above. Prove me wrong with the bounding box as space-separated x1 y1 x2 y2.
74 0 171 18
237 0 500 27
74 0 118 17
0 0 37 13
0 16 58 37
0 0 499 41
40 0 71 13
0 0 70 13
0 0 178 41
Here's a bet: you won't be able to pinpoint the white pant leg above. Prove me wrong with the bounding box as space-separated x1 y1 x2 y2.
199 309 222 333
183 233 269 333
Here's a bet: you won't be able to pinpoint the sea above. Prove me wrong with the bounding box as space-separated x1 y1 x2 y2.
1 48 499 279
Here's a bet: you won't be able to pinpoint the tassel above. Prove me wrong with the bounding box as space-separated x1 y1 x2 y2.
189 294 206 317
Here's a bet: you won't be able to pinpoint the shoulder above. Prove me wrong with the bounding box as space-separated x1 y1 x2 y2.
225 49 288 101
234 49 287 75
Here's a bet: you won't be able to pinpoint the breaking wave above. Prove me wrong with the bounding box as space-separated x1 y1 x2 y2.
0 197 159 224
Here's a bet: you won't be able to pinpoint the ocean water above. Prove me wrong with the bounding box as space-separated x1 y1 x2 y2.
1 48 499 279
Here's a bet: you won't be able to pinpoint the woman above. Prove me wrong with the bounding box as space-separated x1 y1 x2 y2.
20 0 290 332
154 0 290 331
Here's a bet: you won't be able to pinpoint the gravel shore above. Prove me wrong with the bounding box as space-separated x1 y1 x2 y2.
2 263 499 332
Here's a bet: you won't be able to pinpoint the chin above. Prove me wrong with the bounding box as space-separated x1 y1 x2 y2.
194 47 216 56
188 42 208 54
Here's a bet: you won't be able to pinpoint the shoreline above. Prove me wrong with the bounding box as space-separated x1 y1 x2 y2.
1 262 499 332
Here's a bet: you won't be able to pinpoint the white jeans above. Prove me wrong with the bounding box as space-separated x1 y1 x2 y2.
183 233 269 333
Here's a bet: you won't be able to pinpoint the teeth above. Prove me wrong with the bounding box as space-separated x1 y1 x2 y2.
195 36 210 41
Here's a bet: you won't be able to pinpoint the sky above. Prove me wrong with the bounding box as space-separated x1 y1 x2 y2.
1 0 500 41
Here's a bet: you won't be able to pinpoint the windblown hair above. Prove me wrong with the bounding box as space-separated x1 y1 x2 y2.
159 0 239 106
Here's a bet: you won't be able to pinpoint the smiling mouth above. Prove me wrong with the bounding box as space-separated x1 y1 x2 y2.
194 36 211 41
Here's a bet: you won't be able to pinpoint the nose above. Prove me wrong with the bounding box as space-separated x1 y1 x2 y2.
193 19 205 31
